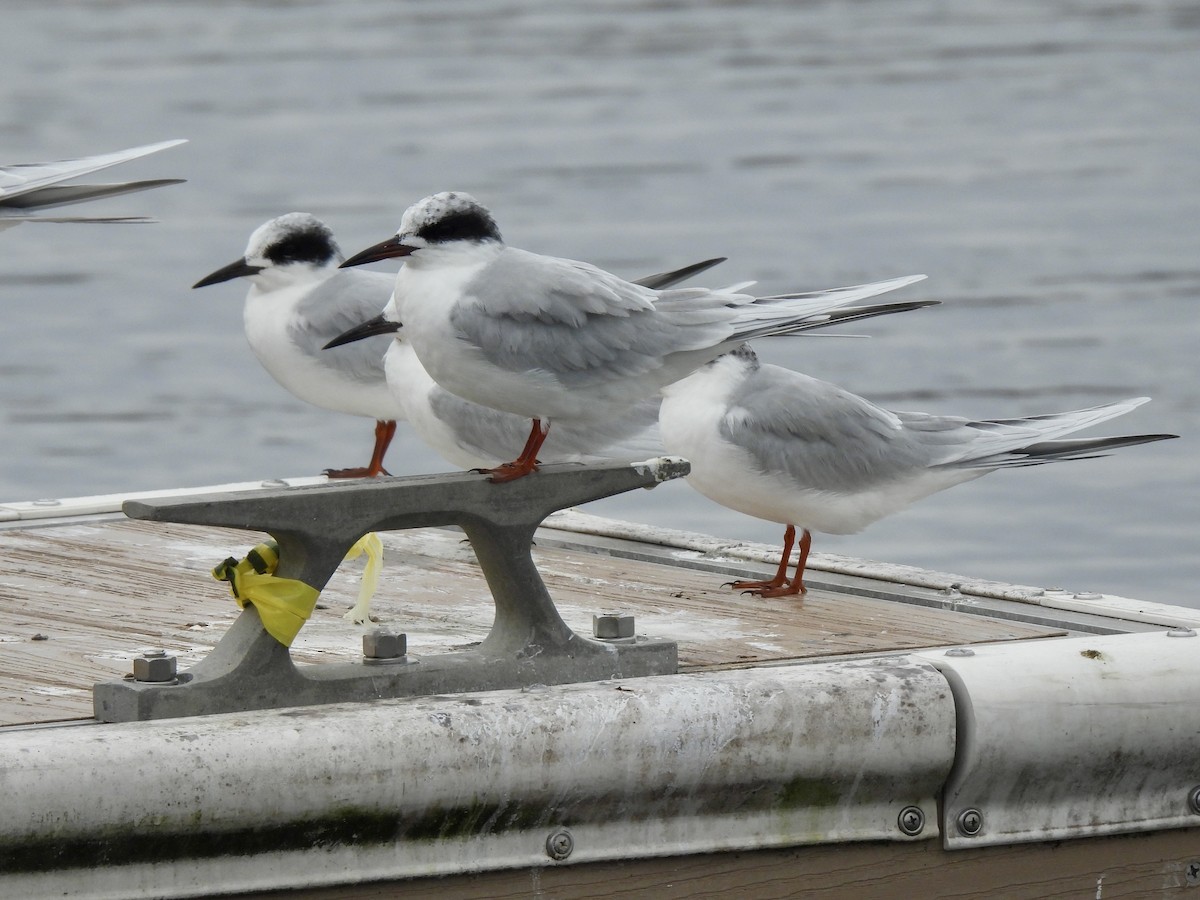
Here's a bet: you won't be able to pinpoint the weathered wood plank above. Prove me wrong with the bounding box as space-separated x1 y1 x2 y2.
0 519 1060 725
224 827 1200 900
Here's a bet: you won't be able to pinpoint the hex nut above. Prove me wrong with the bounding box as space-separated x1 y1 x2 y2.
133 653 177 683
363 630 406 660
593 612 634 640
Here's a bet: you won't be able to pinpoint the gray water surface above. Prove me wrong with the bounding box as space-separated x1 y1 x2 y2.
1 0 1196 606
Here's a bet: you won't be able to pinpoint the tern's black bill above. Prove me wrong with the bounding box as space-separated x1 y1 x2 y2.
339 235 416 268
192 258 265 288
324 314 402 349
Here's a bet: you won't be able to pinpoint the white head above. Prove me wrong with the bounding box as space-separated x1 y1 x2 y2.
193 212 341 291
338 192 503 270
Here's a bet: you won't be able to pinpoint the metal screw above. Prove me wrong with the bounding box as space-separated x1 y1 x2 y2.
363 629 407 662
593 612 634 640
945 647 975 658
1168 628 1197 638
545 828 574 860
1185 861 1200 886
1188 786 1200 815
133 650 177 683
897 806 925 836
956 808 983 836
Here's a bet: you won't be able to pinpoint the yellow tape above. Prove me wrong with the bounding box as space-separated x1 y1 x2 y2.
212 534 383 647
342 532 384 624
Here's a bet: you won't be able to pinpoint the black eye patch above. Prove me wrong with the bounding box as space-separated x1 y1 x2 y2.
416 208 502 245
265 228 338 266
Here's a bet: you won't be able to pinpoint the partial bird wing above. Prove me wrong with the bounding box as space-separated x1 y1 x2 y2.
921 398 1172 468
455 247 927 386
720 364 935 493
289 270 398 384
0 139 186 201
0 139 187 225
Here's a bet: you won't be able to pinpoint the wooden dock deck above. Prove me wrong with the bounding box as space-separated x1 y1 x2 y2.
0 512 1062 726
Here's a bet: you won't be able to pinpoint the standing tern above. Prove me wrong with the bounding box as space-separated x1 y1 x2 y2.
0 139 186 230
337 191 927 482
659 344 1178 597
193 213 403 478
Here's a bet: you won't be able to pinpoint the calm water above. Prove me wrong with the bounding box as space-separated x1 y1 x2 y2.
1 0 1197 606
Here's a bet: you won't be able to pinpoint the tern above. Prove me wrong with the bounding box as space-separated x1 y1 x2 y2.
338 191 928 482
659 344 1178 597
193 213 403 478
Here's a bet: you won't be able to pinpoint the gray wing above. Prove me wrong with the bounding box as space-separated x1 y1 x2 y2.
288 269 396 384
721 365 943 492
453 248 750 384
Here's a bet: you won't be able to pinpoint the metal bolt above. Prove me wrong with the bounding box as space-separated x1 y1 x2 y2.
593 612 635 640
1074 592 1102 601
133 651 177 683
1188 786 1200 815
897 805 925 836
956 808 983 836
945 647 975 658
1185 861 1200 886
363 629 406 661
545 828 574 860
1168 628 1197 638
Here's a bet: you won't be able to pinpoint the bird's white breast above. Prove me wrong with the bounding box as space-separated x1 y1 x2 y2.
243 283 398 419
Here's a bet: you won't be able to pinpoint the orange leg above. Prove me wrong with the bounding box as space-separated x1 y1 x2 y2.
731 524 796 593
477 418 549 484
325 419 396 479
733 525 811 598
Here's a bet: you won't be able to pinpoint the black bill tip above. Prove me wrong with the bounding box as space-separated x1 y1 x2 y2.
324 314 402 349
192 258 264 289
339 235 416 268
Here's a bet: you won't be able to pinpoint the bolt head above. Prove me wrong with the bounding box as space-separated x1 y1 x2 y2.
897 805 925 836
593 612 634 640
1186 861 1200 886
363 630 406 660
956 808 983 836
1188 786 1200 815
133 653 177 683
545 828 574 860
